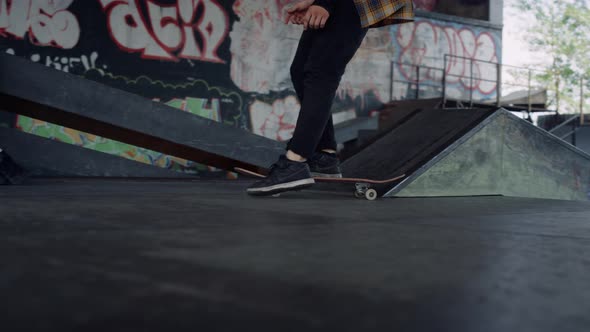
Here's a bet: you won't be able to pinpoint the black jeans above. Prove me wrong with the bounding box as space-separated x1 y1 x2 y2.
287 0 368 159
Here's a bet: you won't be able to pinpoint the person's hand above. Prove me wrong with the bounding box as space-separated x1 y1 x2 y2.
285 0 314 24
285 1 330 30
289 11 307 25
302 5 330 30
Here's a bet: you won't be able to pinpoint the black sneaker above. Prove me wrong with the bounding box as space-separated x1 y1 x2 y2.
247 155 315 196
307 151 342 178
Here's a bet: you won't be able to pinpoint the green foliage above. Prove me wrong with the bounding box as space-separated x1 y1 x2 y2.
513 0 590 113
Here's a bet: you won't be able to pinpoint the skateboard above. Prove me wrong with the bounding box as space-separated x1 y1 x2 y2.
235 167 405 201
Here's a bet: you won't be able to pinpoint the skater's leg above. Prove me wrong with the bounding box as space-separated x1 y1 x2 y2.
287 0 367 159
247 0 366 195
286 29 315 154
316 117 337 153
306 116 342 178
290 30 315 102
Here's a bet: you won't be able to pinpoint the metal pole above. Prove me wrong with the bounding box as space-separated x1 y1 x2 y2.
572 120 577 146
581 78 585 126
496 62 502 107
416 65 420 99
442 55 447 108
390 61 394 102
528 69 532 113
469 59 474 108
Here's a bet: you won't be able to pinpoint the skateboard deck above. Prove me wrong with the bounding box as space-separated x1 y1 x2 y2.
235 167 405 200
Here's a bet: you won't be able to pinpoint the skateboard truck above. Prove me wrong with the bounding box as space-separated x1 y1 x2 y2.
354 183 378 201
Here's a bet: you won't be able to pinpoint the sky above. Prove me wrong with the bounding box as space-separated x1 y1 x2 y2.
501 0 589 115
502 0 542 68
501 0 555 116
502 0 583 68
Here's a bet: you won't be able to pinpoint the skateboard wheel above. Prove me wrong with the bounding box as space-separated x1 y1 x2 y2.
365 189 378 201
272 193 281 198
354 191 364 199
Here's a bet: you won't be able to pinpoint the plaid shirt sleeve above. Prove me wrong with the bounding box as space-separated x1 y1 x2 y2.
354 0 415 28
312 0 414 29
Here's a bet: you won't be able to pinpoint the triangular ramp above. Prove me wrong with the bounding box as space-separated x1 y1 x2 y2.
0 54 283 173
342 108 590 201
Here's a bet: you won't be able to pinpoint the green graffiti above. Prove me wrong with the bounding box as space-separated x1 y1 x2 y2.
16 97 225 174
165 97 221 121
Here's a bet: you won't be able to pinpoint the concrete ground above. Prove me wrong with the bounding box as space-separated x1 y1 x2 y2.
1 179 590 331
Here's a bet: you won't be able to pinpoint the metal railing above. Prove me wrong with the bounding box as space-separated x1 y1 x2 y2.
390 55 506 108
549 114 582 146
500 64 550 113
442 54 502 108
389 62 444 101
389 54 587 127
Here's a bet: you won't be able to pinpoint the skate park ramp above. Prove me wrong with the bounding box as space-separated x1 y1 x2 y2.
340 98 444 160
0 126 192 178
378 98 443 131
0 53 284 174
342 108 590 201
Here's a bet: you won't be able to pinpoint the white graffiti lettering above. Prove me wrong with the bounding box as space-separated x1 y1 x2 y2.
100 0 229 63
250 95 299 141
28 51 106 74
230 0 297 93
0 0 80 49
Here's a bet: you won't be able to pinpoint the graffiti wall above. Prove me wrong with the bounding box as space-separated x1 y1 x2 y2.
0 0 501 174
393 17 500 101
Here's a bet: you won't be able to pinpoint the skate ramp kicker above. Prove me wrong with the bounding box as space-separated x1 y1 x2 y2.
342 108 590 201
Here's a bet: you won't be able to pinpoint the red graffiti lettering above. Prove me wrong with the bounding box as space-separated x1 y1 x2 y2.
397 21 499 95
100 0 229 63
